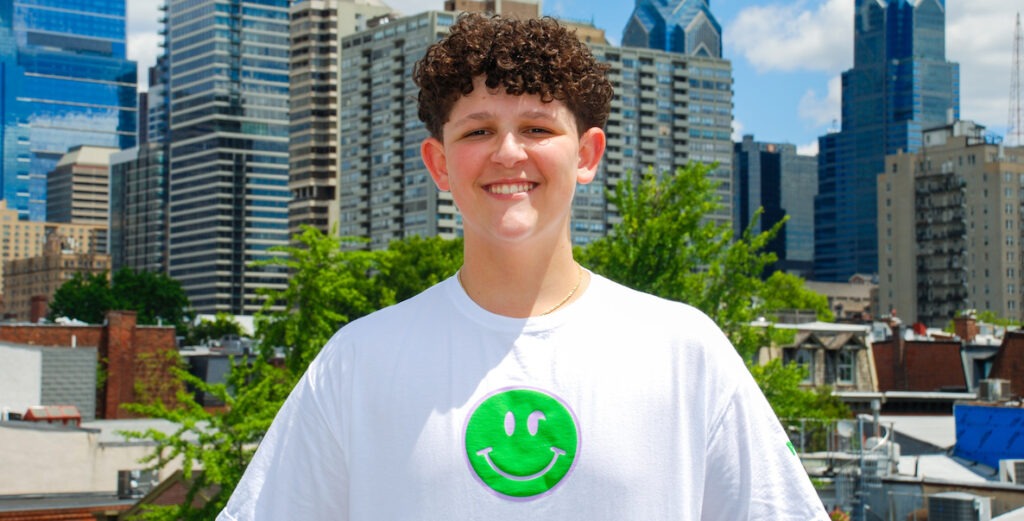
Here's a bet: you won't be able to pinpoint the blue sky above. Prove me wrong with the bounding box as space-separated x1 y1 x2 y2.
127 0 1019 153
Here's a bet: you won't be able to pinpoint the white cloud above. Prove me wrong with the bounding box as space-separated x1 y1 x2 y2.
797 74 841 128
946 1 1016 135
797 140 819 156
732 118 745 142
726 0 852 74
126 0 163 90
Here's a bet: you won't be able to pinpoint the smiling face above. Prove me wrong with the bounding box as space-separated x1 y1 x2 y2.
464 388 580 499
420 77 605 248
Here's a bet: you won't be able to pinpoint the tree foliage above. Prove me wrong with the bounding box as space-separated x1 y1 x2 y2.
749 359 848 421
761 271 834 322
122 356 291 520
186 312 246 346
578 164 847 419
577 164 782 359
48 268 190 328
125 228 462 520
48 272 117 324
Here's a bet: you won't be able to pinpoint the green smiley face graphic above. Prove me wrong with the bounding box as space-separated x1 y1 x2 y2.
464 388 579 499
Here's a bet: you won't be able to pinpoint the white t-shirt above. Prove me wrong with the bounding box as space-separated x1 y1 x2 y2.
220 273 829 520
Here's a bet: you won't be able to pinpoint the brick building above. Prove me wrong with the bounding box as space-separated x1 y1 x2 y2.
3 233 111 322
0 310 179 419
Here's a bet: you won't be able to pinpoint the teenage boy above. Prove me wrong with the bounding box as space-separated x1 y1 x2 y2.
220 13 830 520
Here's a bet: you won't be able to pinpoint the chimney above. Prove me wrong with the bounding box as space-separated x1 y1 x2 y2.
29 295 48 323
954 314 979 342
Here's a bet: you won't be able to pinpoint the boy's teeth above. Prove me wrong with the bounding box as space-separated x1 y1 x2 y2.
490 183 533 195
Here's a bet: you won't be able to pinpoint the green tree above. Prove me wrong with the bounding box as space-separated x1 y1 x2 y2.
578 164 848 421
749 359 848 421
254 226 387 374
122 356 291 520
186 312 246 346
48 272 116 323
48 268 190 328
761 271 834 322
376 235 463 302
577 164 781 359
123 228 466 520
112 268 191 327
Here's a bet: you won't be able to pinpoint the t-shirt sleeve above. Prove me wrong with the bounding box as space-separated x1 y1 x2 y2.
700 369 830 521
217 350 349 520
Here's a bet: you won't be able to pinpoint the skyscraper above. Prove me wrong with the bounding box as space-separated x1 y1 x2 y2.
165 0 292 314
622 0 721 58
814 0 959 281
288 0 394 238
734 136 817 277
0 0 137 221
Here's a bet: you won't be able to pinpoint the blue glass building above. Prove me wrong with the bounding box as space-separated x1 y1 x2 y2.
814 0 959 281
0 0 137 221
734 136 817 278
622 0 721 58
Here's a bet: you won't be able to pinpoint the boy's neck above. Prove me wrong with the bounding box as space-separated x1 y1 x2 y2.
459 239 588 318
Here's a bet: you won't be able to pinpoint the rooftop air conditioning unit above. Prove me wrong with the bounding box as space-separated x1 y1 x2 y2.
117 469 159 499
1000 459 1024 484
978 379 1011 402
928 492 991 521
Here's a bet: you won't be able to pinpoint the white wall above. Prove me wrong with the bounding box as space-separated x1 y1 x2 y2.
0 345 42 417
0 420 183 494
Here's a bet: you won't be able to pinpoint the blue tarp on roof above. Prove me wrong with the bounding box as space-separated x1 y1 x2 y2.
953 404 1024 468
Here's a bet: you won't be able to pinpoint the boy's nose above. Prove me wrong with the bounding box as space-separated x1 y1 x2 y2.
491 132 528 167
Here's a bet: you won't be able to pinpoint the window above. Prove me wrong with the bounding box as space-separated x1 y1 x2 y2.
784 348 815 384
837 350 855 384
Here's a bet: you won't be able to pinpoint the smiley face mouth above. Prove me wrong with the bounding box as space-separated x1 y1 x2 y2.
476 446 566 481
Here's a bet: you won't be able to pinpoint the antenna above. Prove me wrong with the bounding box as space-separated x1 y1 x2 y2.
1009 12 1022 146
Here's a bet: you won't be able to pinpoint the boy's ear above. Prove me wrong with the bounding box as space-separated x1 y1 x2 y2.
421 136 450 191
576 127 606 185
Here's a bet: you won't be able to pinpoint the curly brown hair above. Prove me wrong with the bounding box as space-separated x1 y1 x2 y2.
413 13 613 140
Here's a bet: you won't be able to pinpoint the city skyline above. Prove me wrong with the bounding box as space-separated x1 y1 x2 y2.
126 0 1017 153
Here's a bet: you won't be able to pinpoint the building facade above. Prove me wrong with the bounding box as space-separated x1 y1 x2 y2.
337 11 733 249
878 121 1024 327
815 0 959 281
443 0 540 18
0 199 104 297
46 146 116 227
622 0 721 58
109 144 169 274
734 135 817 277
165 0 292 314
288 0 394 238
0 0 137 221
3 233 111 321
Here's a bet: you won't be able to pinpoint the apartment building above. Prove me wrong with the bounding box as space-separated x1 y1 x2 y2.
878 120 1024 326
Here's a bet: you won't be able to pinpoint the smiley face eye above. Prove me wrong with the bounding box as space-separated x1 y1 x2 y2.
528 411 546 436
504 411 515 436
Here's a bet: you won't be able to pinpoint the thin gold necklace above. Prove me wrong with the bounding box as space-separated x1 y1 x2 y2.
457 263 584 316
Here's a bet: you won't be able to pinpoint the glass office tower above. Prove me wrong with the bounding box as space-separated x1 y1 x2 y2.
0 0 137 221
814 0 959 281
622 0 721 58
165 0 292 314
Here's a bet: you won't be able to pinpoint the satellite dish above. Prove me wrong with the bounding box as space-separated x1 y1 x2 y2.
836 420 855 438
